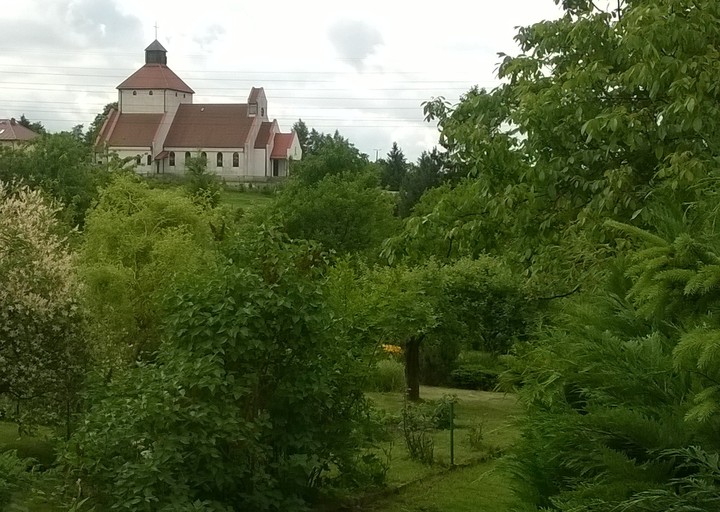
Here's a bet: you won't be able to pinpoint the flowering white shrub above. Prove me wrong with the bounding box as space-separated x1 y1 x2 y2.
0 182 86 431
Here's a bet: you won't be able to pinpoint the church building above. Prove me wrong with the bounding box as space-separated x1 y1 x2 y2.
95 41 301 180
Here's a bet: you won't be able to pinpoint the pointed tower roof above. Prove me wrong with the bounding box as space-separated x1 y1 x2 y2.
145 40 167 52
117 41 194 94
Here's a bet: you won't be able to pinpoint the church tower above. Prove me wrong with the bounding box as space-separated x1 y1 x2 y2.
116 40 194 114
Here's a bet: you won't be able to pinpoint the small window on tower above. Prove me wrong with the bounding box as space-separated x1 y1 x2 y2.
133 91 137 96
175 92 178 97
149 90 153 95
185 151 191 161
261 107 265 117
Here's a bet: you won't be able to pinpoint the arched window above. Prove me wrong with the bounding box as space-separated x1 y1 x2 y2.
201 152 207 162
149 90 153 95
136 155 141 165
216 152 223 167
169 151 175 167
232 152 239 167
146 155 152 165
132 90 137 96
185 151 191 161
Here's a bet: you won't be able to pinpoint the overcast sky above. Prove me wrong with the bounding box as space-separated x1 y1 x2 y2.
1 0 564 160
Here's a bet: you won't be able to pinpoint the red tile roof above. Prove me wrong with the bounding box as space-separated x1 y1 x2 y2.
164 104 253 148
98 112 163 147
271 132 295 159
254 121 273 148
117 64 194 94
0 119 39 142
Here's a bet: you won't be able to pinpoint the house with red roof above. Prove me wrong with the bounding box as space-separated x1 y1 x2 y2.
0 118 40 147
95 40 301 180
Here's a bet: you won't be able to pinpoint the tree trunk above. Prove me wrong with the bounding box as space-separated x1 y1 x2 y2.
405 335 424 401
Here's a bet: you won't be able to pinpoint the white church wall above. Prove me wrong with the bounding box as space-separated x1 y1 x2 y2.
119 89 166 114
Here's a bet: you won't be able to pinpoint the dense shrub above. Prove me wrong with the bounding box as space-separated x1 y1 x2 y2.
0 450 29 506
450 366 499 391
66 231 379 511
371 359 406 393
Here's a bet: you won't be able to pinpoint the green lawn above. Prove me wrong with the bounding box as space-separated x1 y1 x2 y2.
219 188 275 209
353 386 521 512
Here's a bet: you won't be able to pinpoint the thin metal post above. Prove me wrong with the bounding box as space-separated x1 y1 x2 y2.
449 401 455 466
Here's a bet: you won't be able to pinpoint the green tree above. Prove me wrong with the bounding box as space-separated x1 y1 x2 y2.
292 118 309 155
80 174 219 366
409 0 720 290
397 148 447 217
0 132 107 227
292 129 370 185
380 142 408 191
17 114 45 135
274 169 398 258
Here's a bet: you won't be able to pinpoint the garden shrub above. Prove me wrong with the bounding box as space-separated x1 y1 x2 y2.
66 230 380 511
429 394 458 430
450 365 499 391
401 400 434 465
0 450 29 506
372 359 406 393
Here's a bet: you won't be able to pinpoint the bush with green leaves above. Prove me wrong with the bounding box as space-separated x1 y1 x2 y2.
371 359 406 393
401 399 434 465
0 450 29 506
274 169 398 258
185 154 221 207
66 228 379 511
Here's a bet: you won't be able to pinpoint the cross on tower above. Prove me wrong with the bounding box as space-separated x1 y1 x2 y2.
154 22 159 40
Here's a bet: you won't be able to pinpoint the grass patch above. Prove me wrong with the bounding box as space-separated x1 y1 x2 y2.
351 386 520 511
361 460 520 512
219 188 275 209
0 422 55 467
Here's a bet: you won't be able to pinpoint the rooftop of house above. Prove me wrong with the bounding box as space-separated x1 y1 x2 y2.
271 132 295 159
164 104 254 148
0 119 40 142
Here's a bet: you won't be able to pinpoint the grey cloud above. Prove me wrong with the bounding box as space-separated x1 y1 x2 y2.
193 24 226 49
327 19 383 71
65 0 143 48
